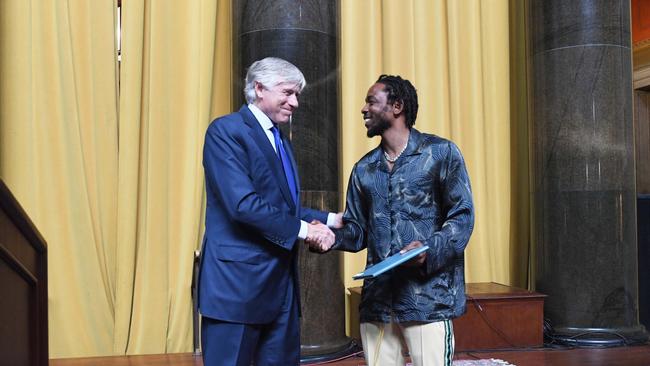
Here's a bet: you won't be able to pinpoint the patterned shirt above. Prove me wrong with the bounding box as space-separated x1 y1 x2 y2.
334 128 474 323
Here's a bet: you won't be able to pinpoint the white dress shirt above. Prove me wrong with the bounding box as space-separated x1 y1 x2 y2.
248 104 335 239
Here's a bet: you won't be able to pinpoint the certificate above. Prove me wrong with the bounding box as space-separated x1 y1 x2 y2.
352 245 429 280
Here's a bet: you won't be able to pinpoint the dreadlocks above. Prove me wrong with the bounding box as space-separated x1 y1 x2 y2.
376 74 419 128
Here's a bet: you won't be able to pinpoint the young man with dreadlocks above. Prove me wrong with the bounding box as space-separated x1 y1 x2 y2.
325 75 474 365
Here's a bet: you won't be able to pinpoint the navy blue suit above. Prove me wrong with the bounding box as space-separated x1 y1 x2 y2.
198 105 327 365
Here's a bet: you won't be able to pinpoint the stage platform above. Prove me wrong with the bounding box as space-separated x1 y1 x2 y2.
50 344 650 366
50 283 650 365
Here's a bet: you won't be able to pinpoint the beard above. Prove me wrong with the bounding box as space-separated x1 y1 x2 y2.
366 117 391 137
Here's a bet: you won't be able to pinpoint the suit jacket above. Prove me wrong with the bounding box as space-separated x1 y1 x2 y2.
198 105 327 324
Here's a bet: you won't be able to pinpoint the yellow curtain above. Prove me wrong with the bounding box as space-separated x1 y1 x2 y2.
0 0 119 358
340 1 526 327
0 0 231 358
508 0 532 288
115 0 231 355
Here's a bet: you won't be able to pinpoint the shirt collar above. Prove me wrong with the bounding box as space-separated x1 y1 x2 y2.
369 128 423 164
248 103 275 131
403 128 422 156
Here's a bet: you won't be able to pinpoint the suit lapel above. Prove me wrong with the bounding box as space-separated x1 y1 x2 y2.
238 106 297 211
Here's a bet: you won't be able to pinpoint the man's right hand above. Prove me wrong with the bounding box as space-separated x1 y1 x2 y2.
305 220 335 253
400 240 427 267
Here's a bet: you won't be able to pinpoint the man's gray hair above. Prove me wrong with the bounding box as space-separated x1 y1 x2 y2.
244 57 307 104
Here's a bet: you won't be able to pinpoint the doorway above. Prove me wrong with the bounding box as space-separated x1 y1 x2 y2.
634 88 650 331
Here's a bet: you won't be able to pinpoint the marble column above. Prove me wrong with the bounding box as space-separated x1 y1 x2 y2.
232 0 352 359
530 0 647 345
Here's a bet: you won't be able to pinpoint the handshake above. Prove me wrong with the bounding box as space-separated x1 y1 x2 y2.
304 213 343 253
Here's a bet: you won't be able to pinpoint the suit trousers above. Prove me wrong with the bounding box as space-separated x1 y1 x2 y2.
201 278 300 366
360 319 455 366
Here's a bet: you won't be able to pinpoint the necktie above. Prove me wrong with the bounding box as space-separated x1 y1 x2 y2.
270 125 298 204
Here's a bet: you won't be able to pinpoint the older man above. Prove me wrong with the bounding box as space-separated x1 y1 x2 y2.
198 57 340 366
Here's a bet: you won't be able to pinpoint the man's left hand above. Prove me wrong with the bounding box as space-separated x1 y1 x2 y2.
400 240 427 267
306 220 335 253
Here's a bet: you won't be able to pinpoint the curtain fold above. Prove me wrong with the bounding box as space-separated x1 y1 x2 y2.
0 0 231 357
116 0 231 355
508 0 531 289
0 0 119 358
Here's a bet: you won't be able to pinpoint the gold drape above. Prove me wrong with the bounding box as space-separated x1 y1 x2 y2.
115 0 231 355
0 0 119 358
0 0 527 358
0 0 231 358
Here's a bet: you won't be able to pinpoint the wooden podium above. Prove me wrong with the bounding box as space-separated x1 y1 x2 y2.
453 282 546 351
348 282 545 351
0 180 48 366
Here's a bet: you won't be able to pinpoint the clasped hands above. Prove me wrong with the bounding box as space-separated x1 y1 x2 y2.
305 213 343 253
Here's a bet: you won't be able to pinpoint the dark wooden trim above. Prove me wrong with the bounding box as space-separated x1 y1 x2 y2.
635 90 650 194
0 180 47 254
465 282 546 300
0 179 48 366
0 242 38 284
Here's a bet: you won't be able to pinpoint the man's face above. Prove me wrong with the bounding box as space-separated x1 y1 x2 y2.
254 81 301 124
361 83 393 138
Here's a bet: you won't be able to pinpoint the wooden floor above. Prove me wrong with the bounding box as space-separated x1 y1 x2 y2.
50 343 650 366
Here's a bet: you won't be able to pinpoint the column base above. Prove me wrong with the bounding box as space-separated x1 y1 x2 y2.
547 325 649 347
300 337 360 364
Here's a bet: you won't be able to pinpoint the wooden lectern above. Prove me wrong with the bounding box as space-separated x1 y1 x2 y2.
0 180 48 366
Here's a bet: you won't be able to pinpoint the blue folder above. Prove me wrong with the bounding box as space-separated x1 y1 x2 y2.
352 245 429 280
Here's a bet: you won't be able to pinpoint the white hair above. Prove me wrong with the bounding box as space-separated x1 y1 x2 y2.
243 57 307 104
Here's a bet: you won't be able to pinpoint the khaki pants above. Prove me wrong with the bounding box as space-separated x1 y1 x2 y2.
360 319 454 366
